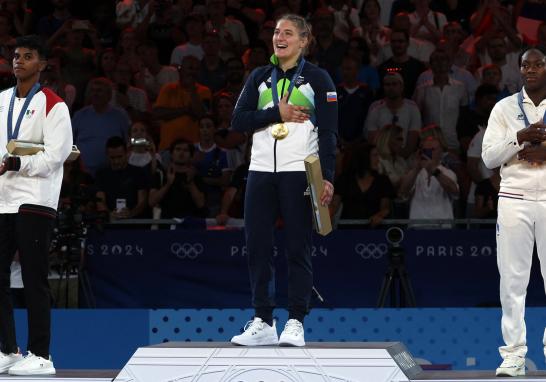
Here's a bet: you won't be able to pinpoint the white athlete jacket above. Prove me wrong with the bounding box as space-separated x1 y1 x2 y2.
0 86 73 213
482 88 546 201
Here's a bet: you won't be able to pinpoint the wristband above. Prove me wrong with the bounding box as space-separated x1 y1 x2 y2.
2 154 21 171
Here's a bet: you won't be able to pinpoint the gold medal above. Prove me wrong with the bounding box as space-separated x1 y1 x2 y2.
271 123 289 140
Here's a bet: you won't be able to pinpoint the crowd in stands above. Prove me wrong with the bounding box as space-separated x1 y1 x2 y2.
2 0 546 227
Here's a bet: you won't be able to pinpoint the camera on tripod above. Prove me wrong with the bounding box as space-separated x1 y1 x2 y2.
50 187 102 308
377 227 416 308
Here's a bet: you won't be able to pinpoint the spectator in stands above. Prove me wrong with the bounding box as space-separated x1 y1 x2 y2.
413 49 468 152
152 55 211 150
96 48 117 81
480 63 511 100
378 29 426 99
376 124 410 193
145 0 177 65
116 27 143 73
399 135 459 228
336 55 373 145
37 0 73 39
310 7 348 83
49 19 100 107
137 41 179 101
458 84 499 155
127 120 162 176
116 0 153 30
148 139 207 218
40 56 76 112
194 115 231 217
472 1 521 55
205 0 249 59
217 56 245 98
441 21 471 69
96 136 149 221
331 143 394 227
216 141 251 225
212 92 246 170
224 0 265 44
366 72 421 158
111 60 149 117
356 0 390 66
464 84 499 216
170 14 205 65
473 168 499 219
415 38 478 103
337 36 380 93
476 35 523 95
91 2 117 49
72 77 131 176
0 11 15 50
197 30 227 94
409 0 447 44
257 20 275 56
242 41 269 79
326 0 360 42
379 12 434 64
0 0 30 36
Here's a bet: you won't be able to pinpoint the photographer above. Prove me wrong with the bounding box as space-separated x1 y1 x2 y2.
149 138 207 219
399 135 459 228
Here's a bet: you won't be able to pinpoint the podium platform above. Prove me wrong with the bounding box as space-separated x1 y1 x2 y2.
0 370 117 381
114 341 421 382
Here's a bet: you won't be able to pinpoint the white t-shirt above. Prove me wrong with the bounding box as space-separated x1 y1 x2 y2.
413 78 468 150
170 43 205 65
365 99 422 144
409 165 457 227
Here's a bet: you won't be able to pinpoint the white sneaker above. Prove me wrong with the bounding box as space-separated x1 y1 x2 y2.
495 356 525 377
279 319 305 347
231 317 278 346
0 350 22 373
8 352 56 375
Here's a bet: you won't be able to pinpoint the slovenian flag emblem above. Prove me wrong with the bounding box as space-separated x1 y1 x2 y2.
326 92 337 102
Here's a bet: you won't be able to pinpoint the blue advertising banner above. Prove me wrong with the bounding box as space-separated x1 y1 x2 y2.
85 229 545 308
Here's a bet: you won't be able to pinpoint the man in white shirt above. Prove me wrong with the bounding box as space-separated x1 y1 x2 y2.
482 47 546 377
170 14 205 65
413 49 468 151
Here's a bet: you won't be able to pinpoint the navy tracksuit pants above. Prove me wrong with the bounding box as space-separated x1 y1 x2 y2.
244 171 313 323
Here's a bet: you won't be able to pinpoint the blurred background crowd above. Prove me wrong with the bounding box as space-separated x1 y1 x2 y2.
2 0 545 228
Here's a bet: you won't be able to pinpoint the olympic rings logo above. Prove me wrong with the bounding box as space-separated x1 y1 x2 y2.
355 243 388 259
170 243 204 259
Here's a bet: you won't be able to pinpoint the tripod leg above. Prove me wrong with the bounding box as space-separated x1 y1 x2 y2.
377 269 395 308
399 269 417 307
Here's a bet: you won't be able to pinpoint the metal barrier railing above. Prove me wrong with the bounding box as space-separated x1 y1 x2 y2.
105 218 497 229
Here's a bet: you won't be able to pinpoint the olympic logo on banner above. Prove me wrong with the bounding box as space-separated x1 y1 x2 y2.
355 243 388 259
170 243 204 259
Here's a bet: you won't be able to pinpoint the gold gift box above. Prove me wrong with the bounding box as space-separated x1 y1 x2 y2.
7 139 80 162
304 155 332 236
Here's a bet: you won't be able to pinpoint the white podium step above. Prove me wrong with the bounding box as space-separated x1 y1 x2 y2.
114 341 422 382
